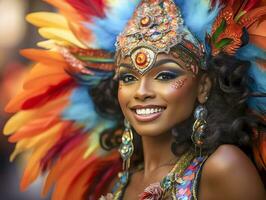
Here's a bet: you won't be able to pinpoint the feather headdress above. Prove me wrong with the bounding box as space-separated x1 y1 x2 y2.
3 0 266 199
3 0 137 199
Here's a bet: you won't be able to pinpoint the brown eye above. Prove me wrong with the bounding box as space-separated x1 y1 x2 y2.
155 71 179 81
119 73 137 83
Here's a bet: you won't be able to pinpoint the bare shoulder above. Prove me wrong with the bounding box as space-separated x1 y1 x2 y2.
199 144 265 200
204 145 256 173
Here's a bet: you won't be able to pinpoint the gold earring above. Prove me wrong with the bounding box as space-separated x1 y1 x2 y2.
191 105 208 156
119 119 134 171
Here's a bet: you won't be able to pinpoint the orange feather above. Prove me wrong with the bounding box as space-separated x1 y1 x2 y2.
42 0 92 45
8 102 68 142
65 161 97 200
20 49 68 66
42 136 87 197
20 138 55 191
5 78 74 112
257 60 266 71
21 122 74 191
52 155 96 200
250 34 266 50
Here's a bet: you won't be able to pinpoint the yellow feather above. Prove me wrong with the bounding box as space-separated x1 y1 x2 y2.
83 124 106 158
39 27 87 48
37 40 58 49
26 12 69 29
10 123 63 161
107 0 119 5
37 40 71 49
3 111 36 135
4 93 69 136
10 139 32 162
20 139 55 191
83 141 100 159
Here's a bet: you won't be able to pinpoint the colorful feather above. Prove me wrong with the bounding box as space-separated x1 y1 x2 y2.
62 86 117 131
26 12 69 29
212 19 227 43
174 0 220 42
66 0 106 18
41 138 88 196
4 0 121 196
3 111 37 135
3 1 266 199
40 130 85 171
93 158 122 198
87 0 140 51
236 44 266 61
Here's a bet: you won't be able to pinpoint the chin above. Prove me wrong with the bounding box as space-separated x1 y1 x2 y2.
131 123 171 137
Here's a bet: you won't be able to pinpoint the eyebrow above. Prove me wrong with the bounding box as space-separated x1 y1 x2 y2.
119 59 182 69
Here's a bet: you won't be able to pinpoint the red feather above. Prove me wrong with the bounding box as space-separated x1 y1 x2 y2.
40 127 84 172
93 158 122 198
22 79 75 110
85 153 121 199
243 0 260 12
66 0 106 19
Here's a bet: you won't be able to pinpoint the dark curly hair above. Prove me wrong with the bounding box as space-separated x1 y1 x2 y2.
171 53 265 157
90 53 265 167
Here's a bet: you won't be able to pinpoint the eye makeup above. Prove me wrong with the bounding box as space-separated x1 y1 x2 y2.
117 57 191 85
154 70 182 81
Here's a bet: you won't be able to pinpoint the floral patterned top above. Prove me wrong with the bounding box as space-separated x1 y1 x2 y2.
175 156 206 200
99 155 207 200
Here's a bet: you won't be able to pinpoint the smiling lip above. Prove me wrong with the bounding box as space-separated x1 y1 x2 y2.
130 105 166 122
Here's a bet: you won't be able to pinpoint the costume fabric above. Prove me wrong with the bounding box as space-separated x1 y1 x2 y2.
2 0 266 200
110 156 206 200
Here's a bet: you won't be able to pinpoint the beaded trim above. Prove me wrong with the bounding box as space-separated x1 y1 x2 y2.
112 151 195 199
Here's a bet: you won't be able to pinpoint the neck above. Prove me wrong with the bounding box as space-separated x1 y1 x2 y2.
141 132 177 177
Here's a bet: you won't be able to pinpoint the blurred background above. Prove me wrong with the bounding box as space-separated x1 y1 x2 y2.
0 1 54 199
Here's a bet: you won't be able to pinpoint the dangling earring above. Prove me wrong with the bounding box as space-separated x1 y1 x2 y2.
191 104 208 156
119 119 134 171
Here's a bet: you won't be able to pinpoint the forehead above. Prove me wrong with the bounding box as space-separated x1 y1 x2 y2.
119 53 174 66
117 47 199 74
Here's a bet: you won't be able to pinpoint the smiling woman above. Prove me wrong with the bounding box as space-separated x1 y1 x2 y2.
117 54 201 137
3 0 266 200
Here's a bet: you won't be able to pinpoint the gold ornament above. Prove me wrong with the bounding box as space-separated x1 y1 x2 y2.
116 0 206 74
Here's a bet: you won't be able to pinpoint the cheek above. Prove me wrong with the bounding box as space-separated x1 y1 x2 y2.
118 84 126 110
171 78 187 89
163 77 198 119
166 77 197 100
118 84 133 114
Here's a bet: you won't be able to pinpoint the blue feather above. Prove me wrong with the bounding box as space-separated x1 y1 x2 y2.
73 70 113 87
87 0 220 50
236 44 266 61
86 0 140 52
247 62 266 114
173 0 220 42
62 86 117 131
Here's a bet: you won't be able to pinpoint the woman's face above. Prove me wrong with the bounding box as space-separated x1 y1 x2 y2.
117 52 201 137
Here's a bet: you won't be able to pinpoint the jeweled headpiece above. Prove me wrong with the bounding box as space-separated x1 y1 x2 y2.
116 0 206 74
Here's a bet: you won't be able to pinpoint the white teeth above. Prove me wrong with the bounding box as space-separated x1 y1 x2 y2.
135 108 164 115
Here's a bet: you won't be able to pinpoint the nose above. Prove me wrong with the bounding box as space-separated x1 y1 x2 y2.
134 78 155 101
